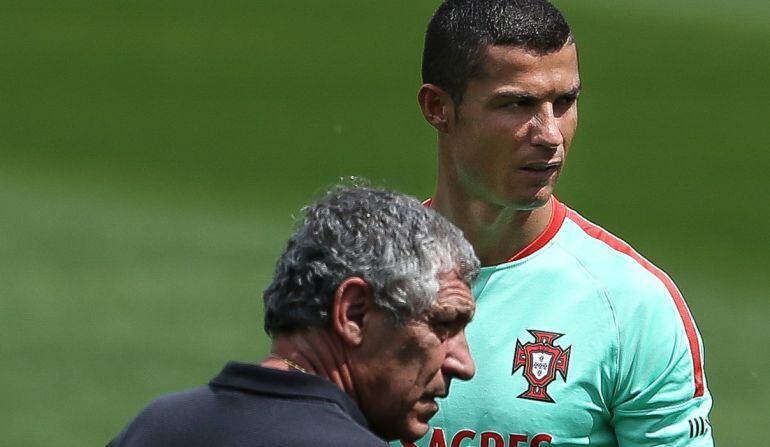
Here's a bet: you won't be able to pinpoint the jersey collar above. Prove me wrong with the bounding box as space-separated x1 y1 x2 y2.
423 197 567 263
506 197 566 262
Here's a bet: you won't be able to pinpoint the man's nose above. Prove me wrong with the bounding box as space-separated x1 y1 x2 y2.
530 103 563 149
443 330 476 381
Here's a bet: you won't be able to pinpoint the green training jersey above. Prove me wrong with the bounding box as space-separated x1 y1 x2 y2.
400 199 713 447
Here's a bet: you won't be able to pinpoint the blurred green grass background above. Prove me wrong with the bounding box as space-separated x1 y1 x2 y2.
1 0 768 445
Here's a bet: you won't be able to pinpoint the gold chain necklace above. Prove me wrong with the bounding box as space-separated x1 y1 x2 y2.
267 353 308 374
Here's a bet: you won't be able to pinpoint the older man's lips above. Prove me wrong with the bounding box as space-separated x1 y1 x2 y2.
418 397 439 412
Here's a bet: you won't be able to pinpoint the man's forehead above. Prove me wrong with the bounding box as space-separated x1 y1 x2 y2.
475 43 580 84
431 273 476 315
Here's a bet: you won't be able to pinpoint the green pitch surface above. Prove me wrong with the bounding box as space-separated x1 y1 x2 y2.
1 1 768 445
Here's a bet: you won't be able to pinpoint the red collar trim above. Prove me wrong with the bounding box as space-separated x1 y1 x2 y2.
506 197 566 262
423 197 566 263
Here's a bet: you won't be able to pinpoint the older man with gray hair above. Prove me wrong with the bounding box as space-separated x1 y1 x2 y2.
108 185 480 446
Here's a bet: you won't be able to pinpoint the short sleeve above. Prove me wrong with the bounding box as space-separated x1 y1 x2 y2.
610 274 714 447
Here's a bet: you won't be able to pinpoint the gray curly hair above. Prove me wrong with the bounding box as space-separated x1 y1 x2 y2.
263 186 479 336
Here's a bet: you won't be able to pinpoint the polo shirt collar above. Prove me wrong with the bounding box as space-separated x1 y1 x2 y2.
210 361 369 428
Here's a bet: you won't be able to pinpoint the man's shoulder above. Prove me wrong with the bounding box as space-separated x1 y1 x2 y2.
109 374 388 447
555 206 677 303
107 386 214 446
557 206 707 400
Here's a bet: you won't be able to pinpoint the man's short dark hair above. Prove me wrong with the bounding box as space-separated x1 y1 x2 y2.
422 0 574 106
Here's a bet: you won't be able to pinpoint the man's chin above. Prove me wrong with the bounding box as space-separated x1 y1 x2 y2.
503 193 551 211
399 403 439 441
374 411 432 442
495 182 555 211
398 421 431 443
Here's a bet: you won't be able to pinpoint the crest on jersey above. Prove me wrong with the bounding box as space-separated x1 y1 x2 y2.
512 330 571 403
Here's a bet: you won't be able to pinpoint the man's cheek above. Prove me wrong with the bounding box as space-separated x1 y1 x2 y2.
395 337 425 364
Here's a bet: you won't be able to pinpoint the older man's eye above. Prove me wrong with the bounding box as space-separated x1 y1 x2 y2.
431 321 458 339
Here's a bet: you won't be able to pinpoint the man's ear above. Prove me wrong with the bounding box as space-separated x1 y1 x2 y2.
331 277 374 347
418 83 454 133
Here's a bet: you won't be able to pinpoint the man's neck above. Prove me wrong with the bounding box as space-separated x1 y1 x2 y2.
262 331 358 400
431 189 554 266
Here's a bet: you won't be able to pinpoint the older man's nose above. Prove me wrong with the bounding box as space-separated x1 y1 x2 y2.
443 330 475 381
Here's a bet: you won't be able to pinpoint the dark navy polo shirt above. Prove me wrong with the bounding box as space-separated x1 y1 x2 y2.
108 361 389 446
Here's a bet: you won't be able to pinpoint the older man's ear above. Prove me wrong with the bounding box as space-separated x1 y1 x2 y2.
331 277 375 347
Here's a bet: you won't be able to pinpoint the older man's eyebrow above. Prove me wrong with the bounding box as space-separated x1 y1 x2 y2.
430 303 475 323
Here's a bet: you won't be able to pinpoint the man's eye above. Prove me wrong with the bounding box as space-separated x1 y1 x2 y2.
501 99 534 109
432 321 457 339
552 96 578 116
555 96 577 107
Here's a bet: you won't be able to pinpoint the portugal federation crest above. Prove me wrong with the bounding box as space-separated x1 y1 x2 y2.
512 330 571 403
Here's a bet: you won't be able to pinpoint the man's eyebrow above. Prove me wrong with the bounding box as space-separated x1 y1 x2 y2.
563 84 582 96
491 84 583 101
490 91 535 101
448 304 476 323
429 301 475 321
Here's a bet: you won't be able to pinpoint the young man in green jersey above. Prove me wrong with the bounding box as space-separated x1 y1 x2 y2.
401 0 714 446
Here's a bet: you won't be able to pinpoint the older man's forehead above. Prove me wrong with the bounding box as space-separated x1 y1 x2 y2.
432 274 476 317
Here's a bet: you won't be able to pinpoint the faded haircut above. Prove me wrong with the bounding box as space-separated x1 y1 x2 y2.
423 0 574 106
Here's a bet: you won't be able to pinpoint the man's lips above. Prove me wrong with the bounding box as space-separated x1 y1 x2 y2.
517 161 562 184
520 161 562 172
419 391 446 405
416 397 440 416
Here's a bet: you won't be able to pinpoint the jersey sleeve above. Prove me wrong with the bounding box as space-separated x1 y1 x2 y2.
609 272 714 447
